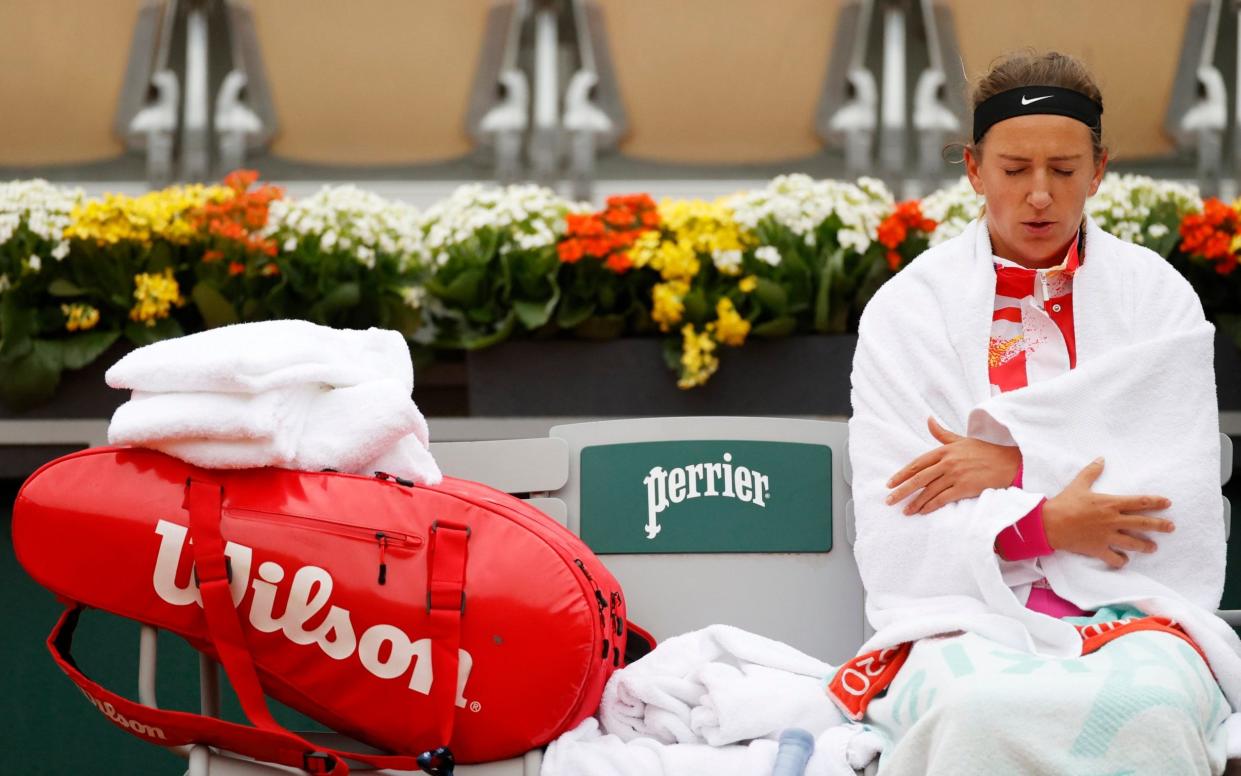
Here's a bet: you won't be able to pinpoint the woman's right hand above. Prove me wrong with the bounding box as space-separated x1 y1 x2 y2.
1042 458 1176 569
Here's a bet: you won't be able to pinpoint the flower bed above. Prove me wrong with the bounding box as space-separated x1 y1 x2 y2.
0 171 1236 408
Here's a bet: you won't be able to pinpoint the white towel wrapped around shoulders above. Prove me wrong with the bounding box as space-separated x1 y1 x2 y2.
848 216 1241 712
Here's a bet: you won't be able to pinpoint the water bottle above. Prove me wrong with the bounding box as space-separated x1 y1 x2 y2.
770 727 815 776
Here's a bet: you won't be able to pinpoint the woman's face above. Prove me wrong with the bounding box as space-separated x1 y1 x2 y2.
964 114 1107 267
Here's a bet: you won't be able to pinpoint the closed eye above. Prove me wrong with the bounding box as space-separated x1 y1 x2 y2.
1003 169 1025 177
1054 169 1075 177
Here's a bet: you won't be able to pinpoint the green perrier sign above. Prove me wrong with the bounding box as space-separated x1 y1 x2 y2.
579 440 832 554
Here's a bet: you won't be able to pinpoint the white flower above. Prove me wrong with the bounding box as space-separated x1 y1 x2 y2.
414 183 572 269
0 180 82 264
754 246 782 266
400 285 425 309
726 174 893 256
0 273 9 292
265 184 423 269
919 177 985 246
712 249 743 274
1085 173 1199 256
27 254 41 271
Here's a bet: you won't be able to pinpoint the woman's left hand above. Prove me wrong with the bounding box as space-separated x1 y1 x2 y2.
885 417 1023 515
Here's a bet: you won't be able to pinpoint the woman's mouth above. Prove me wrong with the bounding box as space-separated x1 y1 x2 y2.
1022 220 1056 236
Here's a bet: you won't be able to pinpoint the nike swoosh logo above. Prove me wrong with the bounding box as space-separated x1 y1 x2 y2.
1021 95 1054 105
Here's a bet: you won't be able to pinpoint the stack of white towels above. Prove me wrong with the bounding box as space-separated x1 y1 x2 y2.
105 320 442 484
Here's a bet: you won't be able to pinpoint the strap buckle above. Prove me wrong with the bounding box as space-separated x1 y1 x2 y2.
416 746 455 776
303 751 338 774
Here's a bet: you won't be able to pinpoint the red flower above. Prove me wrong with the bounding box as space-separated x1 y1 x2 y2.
203 249 224 263
228 261 246 276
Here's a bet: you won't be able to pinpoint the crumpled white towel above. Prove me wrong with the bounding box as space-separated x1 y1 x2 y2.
105 319 414 394
543 718 883 776
600 624 838 746
105 321 441 485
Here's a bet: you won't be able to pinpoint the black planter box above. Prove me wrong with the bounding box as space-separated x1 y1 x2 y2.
466 335 858 416
468 331 1241 417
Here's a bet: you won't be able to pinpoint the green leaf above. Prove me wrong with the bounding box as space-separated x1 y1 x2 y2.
682 289 709 323
146 241 175 272
752 316 797 338
813 249 843 333
191 282 240 328
513 286 560 330
0 293 36 361
61 329 121 370
0 339 63 410
432 270 486 305
754 278 789 313
556 296 597 330
460 312 517 350
310 282 362 321
381 295 422 338
124 317 183 347
47 279 86 297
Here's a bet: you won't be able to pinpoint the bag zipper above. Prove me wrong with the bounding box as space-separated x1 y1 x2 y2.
224 506 421 585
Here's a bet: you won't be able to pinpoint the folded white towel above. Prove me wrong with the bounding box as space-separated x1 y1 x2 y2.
106 319 413 394
105 321 442 485
599 624 839 746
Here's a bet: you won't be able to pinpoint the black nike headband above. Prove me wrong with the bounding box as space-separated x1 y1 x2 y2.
972 86 1103 143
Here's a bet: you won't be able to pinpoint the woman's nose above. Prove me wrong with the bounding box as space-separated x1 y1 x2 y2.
1028 188 1052 210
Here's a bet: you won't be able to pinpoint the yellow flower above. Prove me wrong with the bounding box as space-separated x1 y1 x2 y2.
66 184 231 245
738 275 758 293
129 268 185 326
677 323 719 389
633 198 754 283
60 303 100 332
651 280 689 331
711 297 750 347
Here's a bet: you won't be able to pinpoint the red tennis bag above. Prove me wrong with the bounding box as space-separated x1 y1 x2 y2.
12 446 649 774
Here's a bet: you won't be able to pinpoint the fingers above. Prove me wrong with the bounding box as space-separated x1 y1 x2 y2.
916 485 965 515
927 417 961 444
905 475 950 515
1110 530 1158 555
887 448 944 490
886 464 942 507
1113 495 1173 514
1072 457 1106 488
1119 514 1176 534
1102 548 1129 569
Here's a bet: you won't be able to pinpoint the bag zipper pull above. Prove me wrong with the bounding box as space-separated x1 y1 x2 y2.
374 471 415 487
376 532 388 585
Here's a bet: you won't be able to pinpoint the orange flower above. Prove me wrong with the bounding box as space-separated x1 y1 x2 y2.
260 263 280 277
224 169 259 192
203 249 224 263
605 252 633 274
228 261 246 276
558 240 585 263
